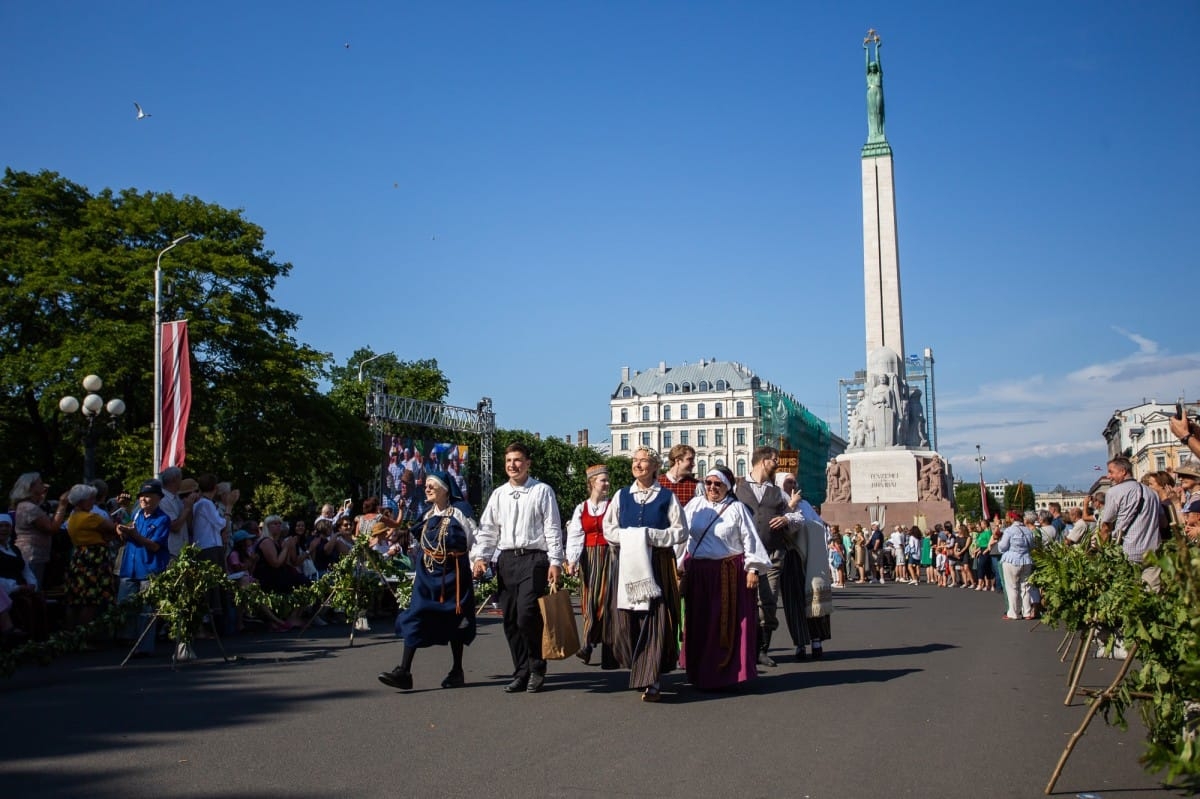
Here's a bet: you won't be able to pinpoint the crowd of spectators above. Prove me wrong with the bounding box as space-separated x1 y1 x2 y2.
1 466 417 654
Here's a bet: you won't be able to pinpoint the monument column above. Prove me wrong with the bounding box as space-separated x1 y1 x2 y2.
861 29 904 362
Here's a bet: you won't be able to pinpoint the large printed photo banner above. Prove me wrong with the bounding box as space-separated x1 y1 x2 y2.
384 435 469 519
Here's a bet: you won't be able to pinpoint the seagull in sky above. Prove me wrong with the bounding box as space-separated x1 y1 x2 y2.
344 42 350 49
134 102 151 120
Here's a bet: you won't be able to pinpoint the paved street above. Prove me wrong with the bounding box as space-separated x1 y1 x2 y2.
0 582 1180 798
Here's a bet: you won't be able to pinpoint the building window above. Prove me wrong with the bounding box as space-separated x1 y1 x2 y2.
697 430 707 447
642 406 650 422
699 380 710 392
682 381 693 393
735 401 745 416
621 386 632 398
715 458 725 467
716 379 728 391
1156 454 1167 471
665 383 676 394
697 459 707 476
663 431 672 449
681 405 688 420
641 432 651 447
663 405 671 421
736 459 746 477
715 429 724 446
736 428 746 446
620 408 628 423
680 430 689 445
715 403 722 418
620 434 629 451
698 403 706 419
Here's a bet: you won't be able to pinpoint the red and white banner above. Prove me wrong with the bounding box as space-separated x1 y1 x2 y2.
159 320 192 473
980 478 990 520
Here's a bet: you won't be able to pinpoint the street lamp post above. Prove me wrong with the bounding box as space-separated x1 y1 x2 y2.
60 374 126 482
357 352 387 383
974 444 988 518
153 234 193 475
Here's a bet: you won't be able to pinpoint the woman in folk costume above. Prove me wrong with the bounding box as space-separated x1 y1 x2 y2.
602 447 686 702
775 473 834 660
379 471 477 691
679 466 770 690
565 464 617 668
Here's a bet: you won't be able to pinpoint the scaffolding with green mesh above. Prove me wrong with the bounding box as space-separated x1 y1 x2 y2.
755 390 832 504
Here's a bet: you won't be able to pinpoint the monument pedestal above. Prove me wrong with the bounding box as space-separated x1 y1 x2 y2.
820 450 953 531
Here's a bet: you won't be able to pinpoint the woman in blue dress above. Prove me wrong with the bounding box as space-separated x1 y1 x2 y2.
378 471 477 690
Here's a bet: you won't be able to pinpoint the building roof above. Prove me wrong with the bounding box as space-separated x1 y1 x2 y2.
612 359 774 398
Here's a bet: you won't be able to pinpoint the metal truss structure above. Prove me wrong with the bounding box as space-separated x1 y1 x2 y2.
365 391 496 502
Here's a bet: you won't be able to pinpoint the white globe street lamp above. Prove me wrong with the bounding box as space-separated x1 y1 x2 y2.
59 374 125 482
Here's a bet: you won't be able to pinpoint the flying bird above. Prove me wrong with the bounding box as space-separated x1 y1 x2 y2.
134 102 151 120
344 42 350 49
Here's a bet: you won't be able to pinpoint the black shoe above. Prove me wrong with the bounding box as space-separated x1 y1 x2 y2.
794 647 808 660
575 645 593 665
378 667 413 690
757 651 777 668
504 676 529 693
526 672 545 693
811 647 824 660
441 669 465 689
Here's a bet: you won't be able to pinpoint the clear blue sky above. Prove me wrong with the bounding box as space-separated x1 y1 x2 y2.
3 2 1197 492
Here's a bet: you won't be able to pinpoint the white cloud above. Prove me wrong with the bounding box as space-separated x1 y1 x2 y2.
937 333 1200 489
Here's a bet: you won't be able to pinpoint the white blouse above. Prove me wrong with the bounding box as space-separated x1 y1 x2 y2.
681 496 771 574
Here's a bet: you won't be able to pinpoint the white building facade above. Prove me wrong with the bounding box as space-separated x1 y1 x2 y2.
1103 400 1197 479
609 360 761 478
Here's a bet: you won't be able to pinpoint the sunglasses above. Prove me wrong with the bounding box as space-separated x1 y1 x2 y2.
704 480 725 487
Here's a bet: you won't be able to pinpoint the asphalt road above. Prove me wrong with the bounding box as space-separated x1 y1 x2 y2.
0 581 1182 798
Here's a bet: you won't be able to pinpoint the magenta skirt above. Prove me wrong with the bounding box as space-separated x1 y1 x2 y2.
679 553 758 690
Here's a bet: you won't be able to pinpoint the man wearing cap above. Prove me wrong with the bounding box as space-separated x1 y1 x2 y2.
1182 496 1200 543
115 481 172 655
470 442 564 694
1174 462 1200 507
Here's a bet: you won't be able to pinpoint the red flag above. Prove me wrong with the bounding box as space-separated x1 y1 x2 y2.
159 320 192 472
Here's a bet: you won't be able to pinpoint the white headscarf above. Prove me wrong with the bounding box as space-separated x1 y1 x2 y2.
704 468 731 490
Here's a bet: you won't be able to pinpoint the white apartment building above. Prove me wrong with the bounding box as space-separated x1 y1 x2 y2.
1102 400 1197 479
609 359 761 478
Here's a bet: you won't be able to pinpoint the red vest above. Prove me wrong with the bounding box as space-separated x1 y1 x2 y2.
581 501 608 547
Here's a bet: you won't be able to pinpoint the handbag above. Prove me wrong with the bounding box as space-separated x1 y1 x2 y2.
539 581 580 660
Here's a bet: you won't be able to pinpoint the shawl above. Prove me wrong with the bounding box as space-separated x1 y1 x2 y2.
616 527 661 611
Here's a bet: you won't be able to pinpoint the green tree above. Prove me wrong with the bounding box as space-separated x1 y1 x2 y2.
0 168 355 509
954 482 1002 522
490 430 625 522
1005 482 1035 515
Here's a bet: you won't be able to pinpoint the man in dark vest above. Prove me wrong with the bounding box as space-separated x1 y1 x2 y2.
734 445 801 666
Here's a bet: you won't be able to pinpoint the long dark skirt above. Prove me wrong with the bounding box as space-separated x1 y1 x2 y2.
780 549 833 644
611 547 680 689
680 554 757 690
578 543 612 649
397 551 476 648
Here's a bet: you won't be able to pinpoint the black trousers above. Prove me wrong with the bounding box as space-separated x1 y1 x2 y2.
496 549 550 679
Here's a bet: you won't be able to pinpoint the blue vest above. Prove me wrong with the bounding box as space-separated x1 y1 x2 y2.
617 485 673 530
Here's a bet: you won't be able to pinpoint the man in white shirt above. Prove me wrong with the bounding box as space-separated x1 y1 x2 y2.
471 442 563 694
159 468 196 559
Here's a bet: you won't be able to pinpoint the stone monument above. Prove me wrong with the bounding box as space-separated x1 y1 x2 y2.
821 30 952 531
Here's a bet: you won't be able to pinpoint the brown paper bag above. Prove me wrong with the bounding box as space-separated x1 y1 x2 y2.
539 582 580 660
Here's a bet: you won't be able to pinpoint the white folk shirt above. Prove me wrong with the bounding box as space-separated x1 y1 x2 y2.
600 482 686 554
471 478 564 566
565 499 610 565
681 496 770 573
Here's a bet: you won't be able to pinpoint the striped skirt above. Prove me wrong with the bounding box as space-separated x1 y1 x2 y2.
611 547 680 689
780 549 831 645
578 543 613 648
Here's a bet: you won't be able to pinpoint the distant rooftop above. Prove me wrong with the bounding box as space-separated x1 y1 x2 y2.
613 359 785 398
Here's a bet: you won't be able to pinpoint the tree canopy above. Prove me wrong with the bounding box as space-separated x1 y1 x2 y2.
0 168 362 511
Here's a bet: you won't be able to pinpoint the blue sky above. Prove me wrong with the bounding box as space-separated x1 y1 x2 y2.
3 2 1197 492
